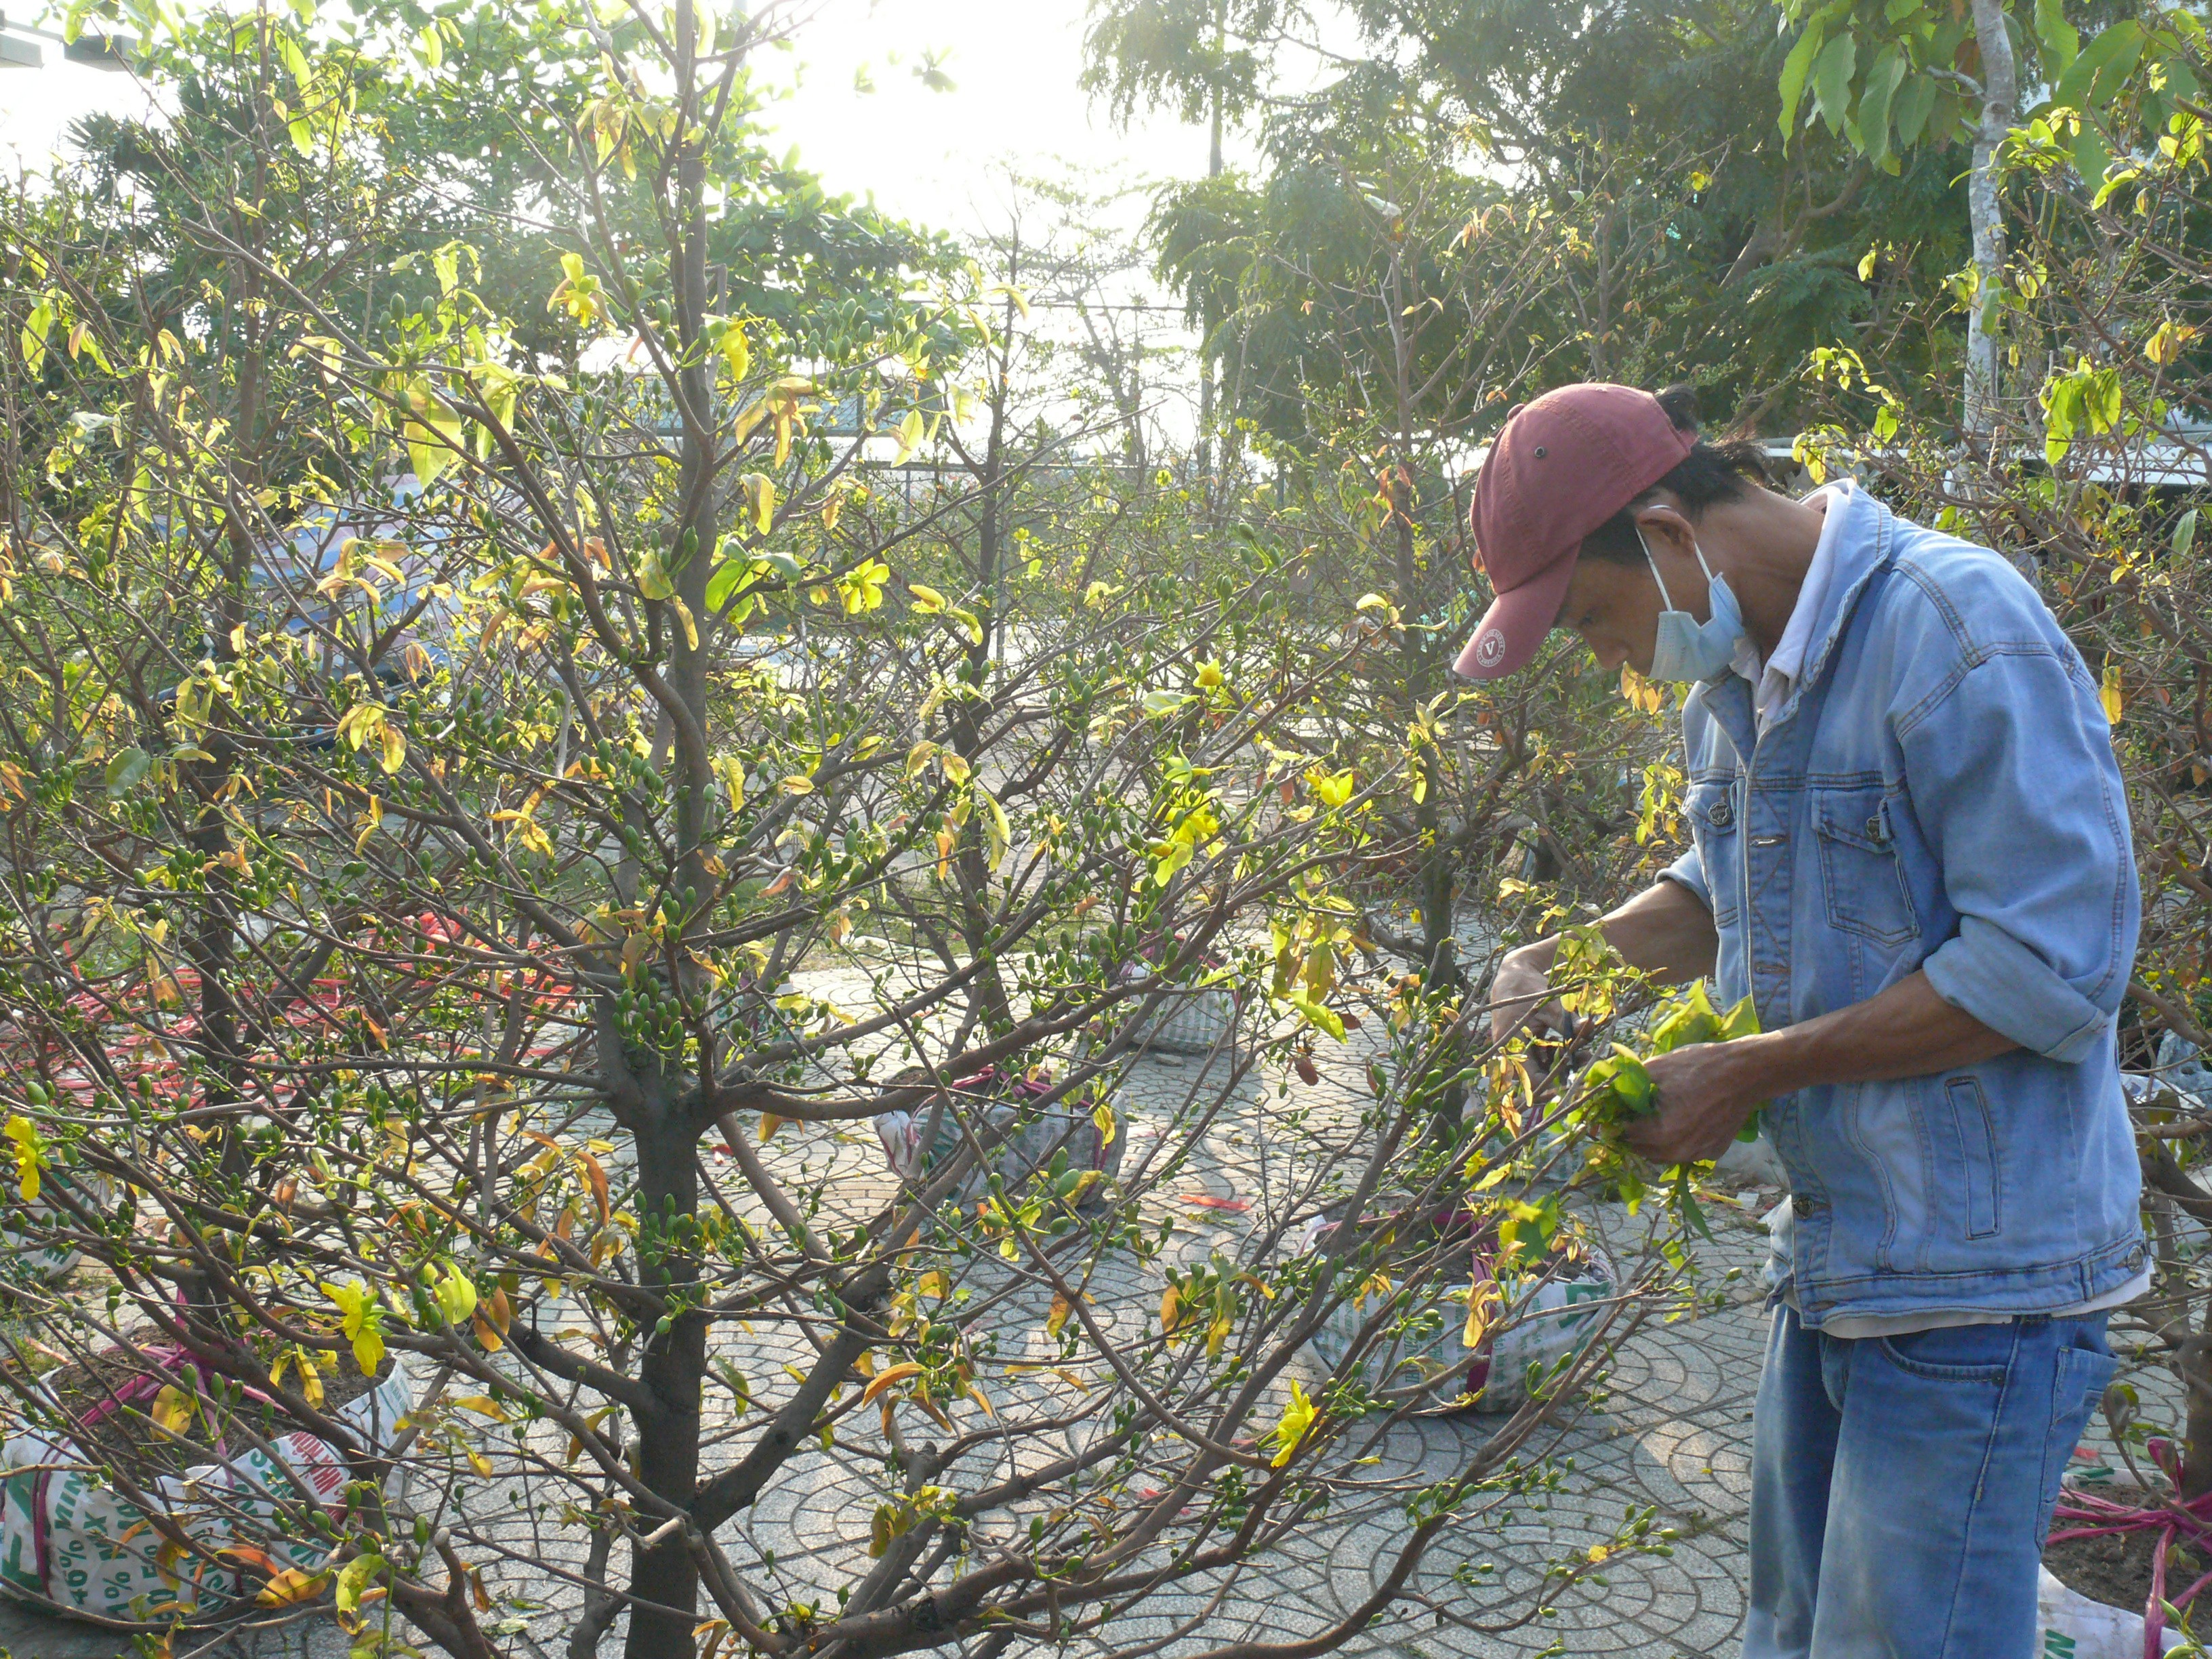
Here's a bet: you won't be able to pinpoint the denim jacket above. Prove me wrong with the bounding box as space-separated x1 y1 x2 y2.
1662 483 2146 1328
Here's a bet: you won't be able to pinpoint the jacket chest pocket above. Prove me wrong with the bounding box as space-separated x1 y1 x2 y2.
1686 780 1742 926
1810 787 1919 947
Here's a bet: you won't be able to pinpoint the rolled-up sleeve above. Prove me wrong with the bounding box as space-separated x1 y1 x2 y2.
1901 643 2139 1063
1660 843 1711 912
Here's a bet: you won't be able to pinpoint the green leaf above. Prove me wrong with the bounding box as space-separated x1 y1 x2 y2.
704 556 750 613
335 1553 386 1613
1673 1169 1715 1240
2035 0 2078 74
2085 366 2123 432
2173 507 2198 558
1894 74 1938 146
1779 24 1826 143
1813 32 1858 136
433 1263 477 1326
1648 983 1722 1053
2077 127 2118 197
1287 994 1345 1041
1859 45 1908 167
1584 1044 1654 1117
2053 20 2144 115
104 746 152 798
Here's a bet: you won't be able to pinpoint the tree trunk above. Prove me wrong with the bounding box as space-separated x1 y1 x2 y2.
2182 1263 2212 1499
624 1121 706 1657
945 275 1017 1036
1963 0 2018 446
623 0 718 1648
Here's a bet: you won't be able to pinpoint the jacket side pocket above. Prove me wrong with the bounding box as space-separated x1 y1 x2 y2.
1941 1076 2002 1241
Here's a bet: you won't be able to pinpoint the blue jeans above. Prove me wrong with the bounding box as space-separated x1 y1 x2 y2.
1744 1302 2118 1658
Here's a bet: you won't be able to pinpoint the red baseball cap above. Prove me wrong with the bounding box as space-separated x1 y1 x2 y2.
1455 384 1696 680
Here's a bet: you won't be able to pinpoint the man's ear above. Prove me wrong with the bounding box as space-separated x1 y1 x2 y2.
1631 502 1700 565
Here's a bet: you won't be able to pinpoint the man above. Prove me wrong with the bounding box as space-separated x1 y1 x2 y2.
1461 382 2143 1656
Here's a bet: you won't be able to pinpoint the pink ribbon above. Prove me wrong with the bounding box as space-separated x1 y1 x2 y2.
2050 1483 2212 1658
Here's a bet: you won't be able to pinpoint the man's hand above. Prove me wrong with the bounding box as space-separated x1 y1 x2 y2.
1489 944 1570 1046
1620 1040 1767 1166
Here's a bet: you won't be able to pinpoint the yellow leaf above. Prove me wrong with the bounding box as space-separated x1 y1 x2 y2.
714 755 746 811
351 1325 386 1374
718 320 750 381
3 1117 41 1202
1305 766 1355 808
151 1384 195 1435
380 723 407 775
256 1566 329 1607
1046 1295 1072 1337
759 1112 786 1142
2101 661 2124 725
779 775 815 795
669 594 699 651
908 583 945 615
1269 1378 1317 1467
453 1395 511 1422
916 1271 948 1298
1462 1281 1500 1350
1092 1099 1115 1149
861 1361 922 1404
940 752 971 785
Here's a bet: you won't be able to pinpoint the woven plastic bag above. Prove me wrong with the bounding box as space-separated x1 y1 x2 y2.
874 1068 1123 1211
1115 963 1238 1057
0 1168 112 1290
0 1351 415 1621
2035 1565 2184 1657
1300 1214 1616 1412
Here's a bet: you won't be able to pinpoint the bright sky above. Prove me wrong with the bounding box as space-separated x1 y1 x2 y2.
0 0 1244 241
752 0 1237 237
0 34 153 165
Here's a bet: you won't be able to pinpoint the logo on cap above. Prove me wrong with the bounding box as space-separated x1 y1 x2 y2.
1473 630 1506 668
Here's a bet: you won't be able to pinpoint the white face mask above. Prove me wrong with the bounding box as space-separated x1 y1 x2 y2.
1640 526 1746 683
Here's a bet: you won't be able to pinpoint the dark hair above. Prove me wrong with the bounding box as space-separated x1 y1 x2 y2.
1580 384 1773 565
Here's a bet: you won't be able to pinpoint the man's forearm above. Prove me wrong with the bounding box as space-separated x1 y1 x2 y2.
1625 969 2023 1166
1516 878 1719 983
1730 970 2018 1096
1492 878 1720 1043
